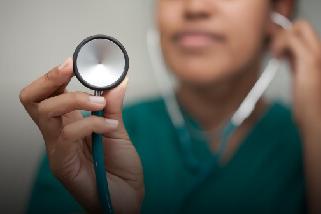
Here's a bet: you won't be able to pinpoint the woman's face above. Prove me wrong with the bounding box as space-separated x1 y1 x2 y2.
156 0 272 86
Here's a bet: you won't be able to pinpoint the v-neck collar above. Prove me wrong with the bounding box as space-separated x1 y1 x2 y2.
178 102 279 173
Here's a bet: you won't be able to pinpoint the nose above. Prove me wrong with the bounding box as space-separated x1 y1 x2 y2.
184 0 212 21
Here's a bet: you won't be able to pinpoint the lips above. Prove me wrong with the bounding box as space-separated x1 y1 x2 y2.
173 31 225 50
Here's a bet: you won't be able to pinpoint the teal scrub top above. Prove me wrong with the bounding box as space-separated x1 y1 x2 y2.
27 97 306 214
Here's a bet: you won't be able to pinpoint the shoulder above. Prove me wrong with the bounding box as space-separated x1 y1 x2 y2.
262 102 300 138
255 101 303 160
123 96 165 119
122 96 169 130
122 97 176 148
123 97 164 114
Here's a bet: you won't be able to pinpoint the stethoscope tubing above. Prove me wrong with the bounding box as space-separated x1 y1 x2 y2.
92 90 114 214
73 34 130 213
147 12 293 210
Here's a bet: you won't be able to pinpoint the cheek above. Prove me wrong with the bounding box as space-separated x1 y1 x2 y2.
227 2 270 68
158 1 270 85
157 2 182 34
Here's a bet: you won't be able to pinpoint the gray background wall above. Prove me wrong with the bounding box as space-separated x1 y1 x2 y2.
0 0 320 213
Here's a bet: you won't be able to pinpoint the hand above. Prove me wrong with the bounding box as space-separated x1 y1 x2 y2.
19 58 144 213
271 20 321 214
271 20 321 128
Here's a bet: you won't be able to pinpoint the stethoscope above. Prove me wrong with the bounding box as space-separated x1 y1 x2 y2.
71 12 291 213
147 12 292 209
73 35 129 214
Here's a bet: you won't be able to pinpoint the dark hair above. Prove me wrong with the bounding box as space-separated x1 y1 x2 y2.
272 0 299 19
293 0 299 18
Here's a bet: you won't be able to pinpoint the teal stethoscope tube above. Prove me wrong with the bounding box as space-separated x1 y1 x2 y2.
92 110 113 214
176 119 236 173
73 34 129 213
179 121 237 211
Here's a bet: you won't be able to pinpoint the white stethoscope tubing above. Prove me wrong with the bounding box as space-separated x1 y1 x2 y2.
147 12 292 169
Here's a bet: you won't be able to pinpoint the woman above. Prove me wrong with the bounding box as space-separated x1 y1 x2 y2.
20 0 321 213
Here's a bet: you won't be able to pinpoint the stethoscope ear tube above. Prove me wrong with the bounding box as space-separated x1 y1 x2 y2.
146 12 292 172
181 14 293 211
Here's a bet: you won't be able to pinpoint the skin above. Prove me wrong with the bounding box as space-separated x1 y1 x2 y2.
272 21 321 214
20 62 144 213
20 0 321 213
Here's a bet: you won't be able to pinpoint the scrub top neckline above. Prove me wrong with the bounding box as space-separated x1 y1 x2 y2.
177 101 278 173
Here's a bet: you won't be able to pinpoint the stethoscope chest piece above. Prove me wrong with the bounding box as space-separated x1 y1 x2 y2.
73 34 129 91
72 34 129 214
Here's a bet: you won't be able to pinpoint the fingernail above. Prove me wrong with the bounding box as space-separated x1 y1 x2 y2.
105 119 119 128
89 96 105 104
58 58 72 71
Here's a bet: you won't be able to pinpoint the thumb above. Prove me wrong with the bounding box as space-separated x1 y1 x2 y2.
102 77 129 139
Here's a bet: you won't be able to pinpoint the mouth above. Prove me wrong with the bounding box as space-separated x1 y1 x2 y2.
173 30 225 50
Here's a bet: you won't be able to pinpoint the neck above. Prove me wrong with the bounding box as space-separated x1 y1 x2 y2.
176 64 265 131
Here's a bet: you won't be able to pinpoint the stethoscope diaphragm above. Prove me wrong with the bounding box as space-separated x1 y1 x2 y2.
73 34 129 91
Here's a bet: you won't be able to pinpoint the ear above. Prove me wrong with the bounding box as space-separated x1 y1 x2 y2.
266 0 295 48
272 0 296 18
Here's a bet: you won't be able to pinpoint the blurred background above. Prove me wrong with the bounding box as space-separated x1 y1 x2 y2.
0 0 320 213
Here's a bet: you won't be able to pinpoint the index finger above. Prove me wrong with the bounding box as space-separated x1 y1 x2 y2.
19 58 74 105
292 20 321 55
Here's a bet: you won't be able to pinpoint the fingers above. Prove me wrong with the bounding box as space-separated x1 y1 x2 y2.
271 20 321 62
47 116 119 173
38 92 106 119
59 116 119 143
102 77 129 139
292 20 321 55
272 25 309 59
19 57 73 106
103 77 128 118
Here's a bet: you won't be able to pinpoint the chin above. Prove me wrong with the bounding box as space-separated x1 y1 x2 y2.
170 61 239 87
